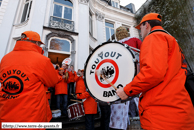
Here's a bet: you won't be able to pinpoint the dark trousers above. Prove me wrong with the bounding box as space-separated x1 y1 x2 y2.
129 98 139 117
99 104 111 130
56 94 68 116
68 82 75 95
85 114 95 130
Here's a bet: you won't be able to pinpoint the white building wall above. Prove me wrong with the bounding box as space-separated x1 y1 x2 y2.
0 0 9 26
29 0 47 35
77 1 89 70
5 0 48 54
73 0 79 71
73 35 79 71
73 0 79 33
96 20 105 44
0 0 19 61
43 0 52 27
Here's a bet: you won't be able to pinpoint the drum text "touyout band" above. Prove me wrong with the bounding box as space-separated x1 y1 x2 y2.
89 51 122 75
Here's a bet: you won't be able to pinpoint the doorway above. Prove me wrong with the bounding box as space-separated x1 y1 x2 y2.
48 52 70 66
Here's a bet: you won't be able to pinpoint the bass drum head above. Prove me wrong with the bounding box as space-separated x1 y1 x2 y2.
84 41 136 103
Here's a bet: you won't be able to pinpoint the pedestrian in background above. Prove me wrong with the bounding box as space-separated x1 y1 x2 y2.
68 65 76 95
55 68 69 118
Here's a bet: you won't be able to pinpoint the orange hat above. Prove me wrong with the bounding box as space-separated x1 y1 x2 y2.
135 13 162 30
59 68 64 71
21 31 44 44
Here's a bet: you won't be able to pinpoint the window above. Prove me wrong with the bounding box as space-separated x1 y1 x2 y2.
111 1 119 8
53 0 73 21
49 38 71 53
105 22 115 41
89 11 93 36
0 0 2 6
21 0 32 23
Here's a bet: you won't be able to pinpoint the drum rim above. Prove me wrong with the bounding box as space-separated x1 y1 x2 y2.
84 41 137 104
68 102 83 107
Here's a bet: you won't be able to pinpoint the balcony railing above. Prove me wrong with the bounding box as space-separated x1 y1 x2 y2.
49 16 74 32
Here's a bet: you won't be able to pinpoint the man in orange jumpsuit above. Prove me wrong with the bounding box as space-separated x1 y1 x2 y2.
0 31 59 125
68 65 76 95
76 69 97 130
116 13 194 129
55 68 69 117
74 69 84 95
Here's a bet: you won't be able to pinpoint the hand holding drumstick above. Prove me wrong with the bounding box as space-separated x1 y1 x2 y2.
95 70 117 90
95 69 128 100
116 87 128 100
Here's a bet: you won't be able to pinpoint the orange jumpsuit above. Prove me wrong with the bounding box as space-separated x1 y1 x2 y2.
0 41 59 125
45 87 52 122
74 74 85 94
68 71 76 83
55 74 68 95
124 26 194 129
76 81 97 114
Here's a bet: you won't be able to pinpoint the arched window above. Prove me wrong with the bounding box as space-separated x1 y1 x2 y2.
49 38 71 53
53 0 73 20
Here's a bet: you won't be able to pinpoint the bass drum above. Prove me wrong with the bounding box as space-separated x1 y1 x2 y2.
84 41 139 103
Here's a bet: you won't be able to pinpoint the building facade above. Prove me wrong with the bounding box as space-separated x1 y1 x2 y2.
0 0 139 70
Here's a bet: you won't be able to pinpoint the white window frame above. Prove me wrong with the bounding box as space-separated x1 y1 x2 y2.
21 0 33 23
48 37 71 55
52 0 73 21
89 11 93 36
111 1 119 8
105 21 115 41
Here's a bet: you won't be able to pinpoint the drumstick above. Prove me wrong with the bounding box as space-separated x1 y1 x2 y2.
70 99 82 103
71 93 75 98
95 70 117 90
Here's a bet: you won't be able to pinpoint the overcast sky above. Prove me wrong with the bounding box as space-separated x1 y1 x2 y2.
120 0 147 11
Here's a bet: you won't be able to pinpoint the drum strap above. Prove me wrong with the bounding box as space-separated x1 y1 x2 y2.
148 29 171 36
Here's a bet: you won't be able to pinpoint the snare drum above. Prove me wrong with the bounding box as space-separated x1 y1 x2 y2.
84 41 139 103
67 102 85 120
